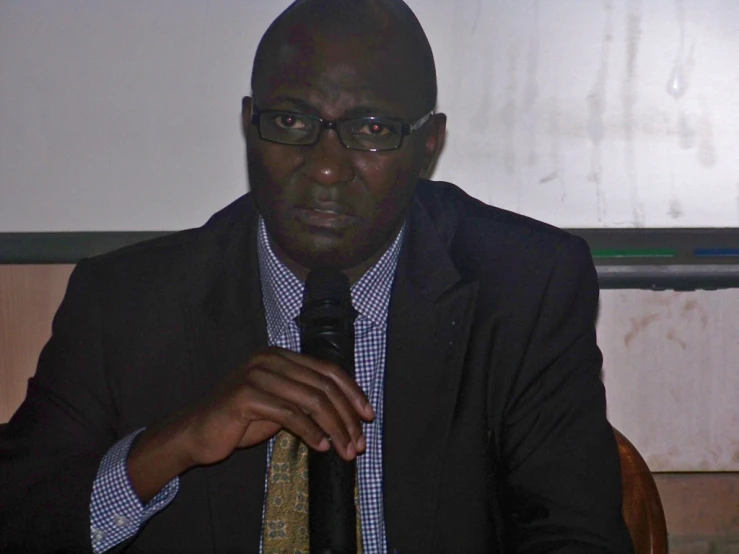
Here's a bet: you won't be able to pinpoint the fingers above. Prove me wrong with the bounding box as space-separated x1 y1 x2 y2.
241 348 372 460
279 349 375 422
237 387 332 454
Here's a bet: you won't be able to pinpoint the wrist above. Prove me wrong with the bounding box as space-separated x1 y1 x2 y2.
127 420 194 503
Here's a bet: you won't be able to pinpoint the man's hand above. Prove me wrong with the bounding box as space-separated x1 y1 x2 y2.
127 347 374 503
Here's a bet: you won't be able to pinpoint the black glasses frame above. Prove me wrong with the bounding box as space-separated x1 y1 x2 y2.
250 108 433 152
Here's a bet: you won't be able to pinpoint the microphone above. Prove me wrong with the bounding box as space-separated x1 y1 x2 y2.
299 268 359 554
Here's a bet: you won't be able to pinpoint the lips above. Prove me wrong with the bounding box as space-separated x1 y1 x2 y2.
293 201 359 230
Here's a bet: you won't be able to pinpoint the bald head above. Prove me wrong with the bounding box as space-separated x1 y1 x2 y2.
251 0 437 114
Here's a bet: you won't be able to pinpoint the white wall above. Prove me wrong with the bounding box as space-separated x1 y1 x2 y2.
599 289 739 471
2 0 739 231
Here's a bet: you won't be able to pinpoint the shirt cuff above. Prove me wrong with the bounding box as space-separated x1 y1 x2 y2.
90 428 179 553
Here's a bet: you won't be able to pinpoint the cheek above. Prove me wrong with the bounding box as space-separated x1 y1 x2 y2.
354 156 417 215
248 141 304 198
265 144 303 177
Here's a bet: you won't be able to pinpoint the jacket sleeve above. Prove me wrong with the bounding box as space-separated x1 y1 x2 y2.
499 236 634 554
0 260 118 553
90 430 179 553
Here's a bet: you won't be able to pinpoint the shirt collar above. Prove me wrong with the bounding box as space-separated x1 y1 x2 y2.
257 218 304 343
257 217 405 340
350 226 404 327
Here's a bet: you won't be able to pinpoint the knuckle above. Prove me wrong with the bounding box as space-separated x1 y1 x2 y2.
316 374 340 397
241 360 274 384
308 391 330 413
230 409 251 426
305 425 324 442
250 349 277 367
319 359 342 375
278 403 299 421
264 346 285 359
305 355 332 373
226 398 253 424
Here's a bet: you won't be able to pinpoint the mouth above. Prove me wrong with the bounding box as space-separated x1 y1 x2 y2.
293 202 359 231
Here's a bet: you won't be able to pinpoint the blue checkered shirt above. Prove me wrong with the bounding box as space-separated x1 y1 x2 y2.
257 218 403 554
90 429 179 551
89 217 403 554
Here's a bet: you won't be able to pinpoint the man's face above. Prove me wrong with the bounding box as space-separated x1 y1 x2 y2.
244 28 444 282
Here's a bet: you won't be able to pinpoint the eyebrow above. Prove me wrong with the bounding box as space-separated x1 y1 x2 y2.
265 97 401 119
343 105 400 118
270 97 316 113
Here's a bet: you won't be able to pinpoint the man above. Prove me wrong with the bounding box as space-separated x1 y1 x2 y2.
0 0 633 552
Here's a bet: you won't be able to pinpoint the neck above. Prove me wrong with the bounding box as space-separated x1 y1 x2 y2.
267 229 403 286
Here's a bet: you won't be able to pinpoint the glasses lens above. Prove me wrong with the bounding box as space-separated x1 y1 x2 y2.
259 112 319 145
339 117 402 151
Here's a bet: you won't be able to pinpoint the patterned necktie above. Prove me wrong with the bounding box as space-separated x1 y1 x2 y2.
262 430 362 554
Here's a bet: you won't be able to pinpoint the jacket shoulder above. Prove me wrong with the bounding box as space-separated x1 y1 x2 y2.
87 194 252 266
77 194 255 300
414 180 590 271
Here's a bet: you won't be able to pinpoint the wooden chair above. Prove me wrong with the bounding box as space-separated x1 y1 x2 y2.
614 428 669 554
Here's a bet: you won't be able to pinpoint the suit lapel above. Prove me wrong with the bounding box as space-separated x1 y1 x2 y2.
384 198 479 553
177 192 479 551
182 201 270 551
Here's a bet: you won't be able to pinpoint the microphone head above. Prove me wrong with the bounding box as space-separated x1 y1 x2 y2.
299 268 357 375
303 268 351 306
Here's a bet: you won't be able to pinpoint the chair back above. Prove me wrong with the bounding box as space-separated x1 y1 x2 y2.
614 428 668 554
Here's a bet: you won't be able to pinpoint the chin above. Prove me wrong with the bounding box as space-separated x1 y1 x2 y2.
292 247 357 272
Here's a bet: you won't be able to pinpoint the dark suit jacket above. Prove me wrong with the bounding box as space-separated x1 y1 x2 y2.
0 180 633 553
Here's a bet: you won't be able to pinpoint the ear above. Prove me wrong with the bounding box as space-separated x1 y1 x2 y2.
241 96 253 137
421 112 446 178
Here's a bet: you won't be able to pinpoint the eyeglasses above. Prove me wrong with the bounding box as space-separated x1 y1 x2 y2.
250 108 433 152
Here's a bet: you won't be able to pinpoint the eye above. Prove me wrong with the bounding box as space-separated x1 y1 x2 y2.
357 121 391 136
272 113 309 130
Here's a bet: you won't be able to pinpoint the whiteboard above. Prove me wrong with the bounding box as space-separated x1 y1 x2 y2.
2 0 739 232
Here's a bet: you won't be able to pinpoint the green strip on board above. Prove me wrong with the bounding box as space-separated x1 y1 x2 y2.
591 248 677 259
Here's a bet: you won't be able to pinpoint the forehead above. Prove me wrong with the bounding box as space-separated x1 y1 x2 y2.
254 26 422 117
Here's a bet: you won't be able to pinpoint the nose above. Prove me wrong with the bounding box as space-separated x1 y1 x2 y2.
302 128 356 186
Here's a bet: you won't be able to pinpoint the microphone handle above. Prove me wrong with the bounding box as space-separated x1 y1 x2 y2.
305 329 358 554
